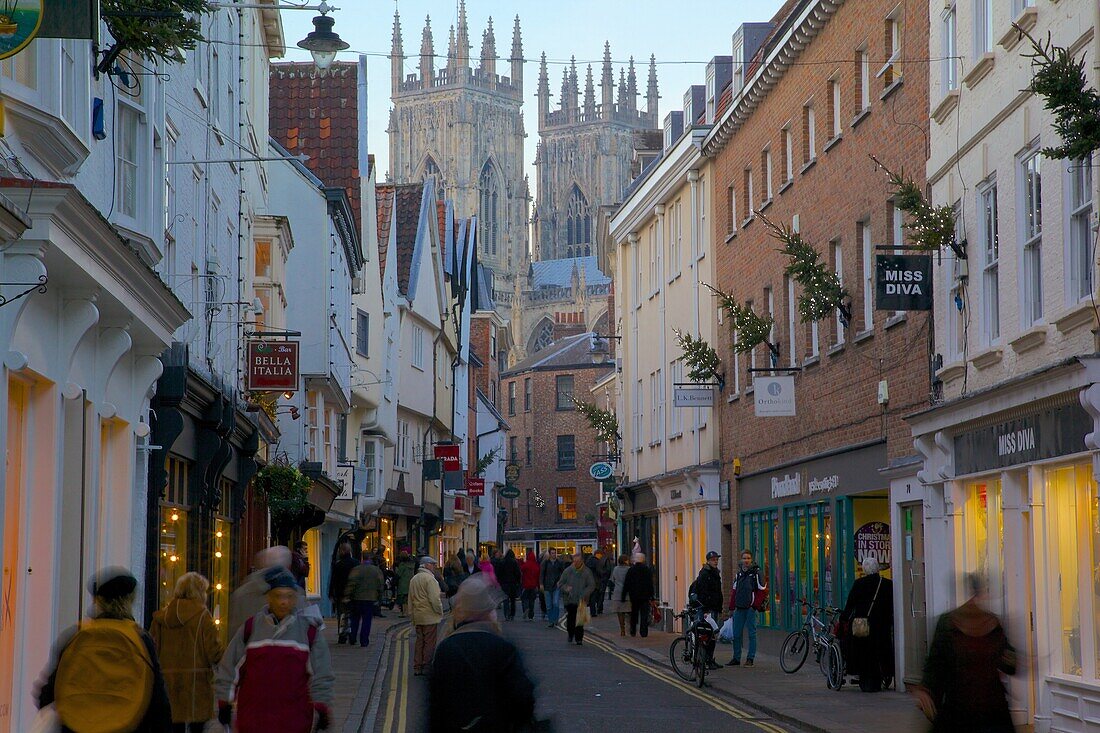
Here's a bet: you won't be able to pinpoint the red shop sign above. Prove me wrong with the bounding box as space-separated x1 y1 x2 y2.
246 340 299 392
464 477 485 496
433 444 461 472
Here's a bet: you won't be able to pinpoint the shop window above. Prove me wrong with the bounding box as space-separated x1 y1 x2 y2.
303 527 321 597
963 480 1004 616
741 509 780 628
212 481 233 644
159 456 191 609
557 487 577 521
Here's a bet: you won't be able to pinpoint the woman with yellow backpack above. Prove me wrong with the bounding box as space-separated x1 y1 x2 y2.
34 567 173 733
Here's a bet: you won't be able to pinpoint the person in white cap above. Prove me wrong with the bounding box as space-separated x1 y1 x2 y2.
409 556 444 676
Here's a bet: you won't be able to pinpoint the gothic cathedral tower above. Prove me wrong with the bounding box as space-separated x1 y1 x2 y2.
388 2 529 299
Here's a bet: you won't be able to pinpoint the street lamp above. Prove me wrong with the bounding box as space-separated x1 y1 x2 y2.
297 10 349 71
588 332 621 365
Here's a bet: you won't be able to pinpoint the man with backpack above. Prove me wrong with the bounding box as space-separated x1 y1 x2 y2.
725 549 767 667
690 550 724 670
216 567 335 732
35 567 173 733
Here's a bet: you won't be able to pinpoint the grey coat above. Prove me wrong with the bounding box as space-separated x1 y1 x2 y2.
607 565 632 614
556 563 596 607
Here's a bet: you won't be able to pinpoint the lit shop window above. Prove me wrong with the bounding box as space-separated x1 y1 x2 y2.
159 456 191 609
212 481 233 644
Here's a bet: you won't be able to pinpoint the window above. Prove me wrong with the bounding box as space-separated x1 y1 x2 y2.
762 149 773 202
669 198 682 276
782 127 794 182
556 487 577 521
356 310 370 357
669 359 683 435
765 287 775 367
698 174 707 257
943 4 958 91
648 222 657 293
978 181 1000 342
491 381 498 408
856 49 870 113
117 103 142 220
555 374 575 410
1 44 36 89
508 381 516 415
975 0 993 56
743 169 753 220
633 378 643 449
803 105 816 163
509 436 518 462
479 161 501 256
732 38 745 90
883 16 902 86
525 437 532 466
946 201 967 360
726 185 737 234
566 184 592 251
1068 157 1094 303
652 368 663 442
211 45 221 123
255 239 272 279
731 328 741 393
395 419 410 469
747 299 757 381
1020 148 1043 325
411 325 425 368
556 435 576 470
362 440 377 497
860 222 873 331
831 240 846 344
829 80 841 139
786 275 797 365
963 480 1005 619
524 377 532 411
159 456 191 609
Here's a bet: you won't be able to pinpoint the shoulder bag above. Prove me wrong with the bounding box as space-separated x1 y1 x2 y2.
851 575 882 638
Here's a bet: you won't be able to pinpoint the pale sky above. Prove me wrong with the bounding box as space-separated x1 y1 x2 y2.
278 0 785 185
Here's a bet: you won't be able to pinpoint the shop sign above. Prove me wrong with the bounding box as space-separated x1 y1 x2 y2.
422 459 442 481
674 387 715 407
334 464 366 500
755 376 796 417
590 461 613 481
953 401 1091 475
246 340 299 392
500 483 521 499
808 474 839 495
433 444 461 472
0 1 42 61
855 521 891 570
770 472 801 499
465 477 485 496
505 463 521 482
875 254 932 311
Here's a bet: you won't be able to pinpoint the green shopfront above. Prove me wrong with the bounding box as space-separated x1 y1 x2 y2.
737 441 890 631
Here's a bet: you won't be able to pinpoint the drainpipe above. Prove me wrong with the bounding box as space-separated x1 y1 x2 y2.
78 388 87 621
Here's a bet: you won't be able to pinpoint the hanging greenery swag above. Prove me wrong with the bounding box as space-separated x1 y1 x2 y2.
704 283 775 355
758 213 852 326
572 398 620 446
473 446 500 477
672 329 722 383
871 155 963 259
102 0 212 66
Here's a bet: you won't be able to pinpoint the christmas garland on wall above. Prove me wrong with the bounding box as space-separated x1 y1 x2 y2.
759 214 851 325
704 283 775 355
672 329 721 383
103 0 212 65
1017 25 1100 160
572 398 620 446
871 155 962 258
473 446 500 477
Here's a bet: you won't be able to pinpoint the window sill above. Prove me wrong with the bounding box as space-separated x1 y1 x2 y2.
854 328 874 344
411 363 425 372
999 7 1038 51
668 431 684 440
1053 301 1097 335
778 179 794 195
668 271 682 286
726 391 740 403
759 197 773 213
931 90 960 125
963 53 995 90
724 231 738 244
937 361 966 383
745 385 755 395
823 134 842 153
799 158 817 175
803 355 821 368
740 215 755 229
969 347 1003 371
557 466 577 472
879 78 903 102
194 82 209 109
3 97 91 177
827 341 845 357
884 312 907 330
851 108 871 129
648 441 662 449
1009 325 1048 355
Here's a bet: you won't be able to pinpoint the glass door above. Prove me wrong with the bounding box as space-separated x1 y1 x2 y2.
901 502 928 684
1 381 27 733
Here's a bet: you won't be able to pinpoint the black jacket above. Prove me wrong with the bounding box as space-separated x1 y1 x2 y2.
539 557 564 589
497 556 522 591
429 621 535 733
622 562 655 604
329 555 358 600
690 564 723 614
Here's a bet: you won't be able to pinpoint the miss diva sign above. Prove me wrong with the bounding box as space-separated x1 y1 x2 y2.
246 340 299 392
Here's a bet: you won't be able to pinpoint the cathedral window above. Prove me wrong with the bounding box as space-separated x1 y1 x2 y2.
478 160 501 257
566 184 591 253
422 156 445 200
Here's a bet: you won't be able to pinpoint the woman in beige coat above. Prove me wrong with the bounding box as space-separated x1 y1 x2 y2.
150 572 224 732
408 556 445 676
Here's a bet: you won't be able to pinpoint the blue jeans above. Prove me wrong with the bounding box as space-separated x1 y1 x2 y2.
350 600 376 646
544 589 562 623
731 608 757 661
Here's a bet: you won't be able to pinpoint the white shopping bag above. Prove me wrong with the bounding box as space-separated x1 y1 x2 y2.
718 616 734 643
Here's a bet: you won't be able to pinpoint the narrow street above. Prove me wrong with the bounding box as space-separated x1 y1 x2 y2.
370 619 792 733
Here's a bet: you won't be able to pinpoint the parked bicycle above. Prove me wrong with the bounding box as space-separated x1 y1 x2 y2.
779 599 845 690
669 596 719 688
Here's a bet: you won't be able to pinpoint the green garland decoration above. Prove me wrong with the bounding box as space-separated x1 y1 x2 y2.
254 463 312 521
872 155 961 257
759 214 850 324
672 329 721 383
704 283 774 355
1017 25 1100 160
473 446 500 477
103 0 213 65
572 398 620 445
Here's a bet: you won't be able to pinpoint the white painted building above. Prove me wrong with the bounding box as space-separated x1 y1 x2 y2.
908 1 1100 729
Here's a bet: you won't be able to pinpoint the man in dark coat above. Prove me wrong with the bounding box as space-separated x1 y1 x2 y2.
539 548 565 627
622 553 655 637
839 557 894 691
690 550 724 669
584 550 610 617
328 543 358 644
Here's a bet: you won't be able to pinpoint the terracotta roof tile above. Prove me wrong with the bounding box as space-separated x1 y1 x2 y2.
376 184 394 275
392 184 425 296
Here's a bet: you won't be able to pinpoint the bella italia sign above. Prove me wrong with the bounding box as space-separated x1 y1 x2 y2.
246 340 299 392
875 254 932 311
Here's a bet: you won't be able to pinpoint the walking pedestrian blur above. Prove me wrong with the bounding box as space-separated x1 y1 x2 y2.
840 557 895 691
537 551 549 619
216 567 334 732
329 543 358 644
519 549 541 621
376 553 393 617
465 549 480 576
229 545 303 637
497 549 522 621
36 567 173 733
558 552 596 645
151 572 224 732
409 556 444 676
343 555 385 647
444 553 465 598
726 549 765 667
478 550 499 585
395 551 417 617
429 576 535 732
623 553 655 638
690 550 724 670
585 549 610 617
539 548 565 627
910 573 1017 733
607 554 633 636
291 540 310 589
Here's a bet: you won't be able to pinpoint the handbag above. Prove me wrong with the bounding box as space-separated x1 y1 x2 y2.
851 575 882 638
576 603 590 627
649 599 661 625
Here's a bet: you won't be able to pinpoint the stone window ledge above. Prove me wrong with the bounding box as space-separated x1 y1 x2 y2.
964 53 995 90
879 79 904 102
884 312 908 330
937 361 966 384
800 158 817 176
931 90 960 125
823 134 842 153
969 347 1003 370
778 179 794 195
999 7 1038 52
851 108 871 129
854 328 874 344
1009 326 1048 355
1053 301 1098 335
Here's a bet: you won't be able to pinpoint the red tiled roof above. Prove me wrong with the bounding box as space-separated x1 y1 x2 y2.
269 61 363 233
392 184 425 296
376 184 395 275
436 200 446 248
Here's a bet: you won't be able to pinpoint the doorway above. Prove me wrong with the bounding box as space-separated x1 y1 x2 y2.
1 380 27 733
900 502 928 684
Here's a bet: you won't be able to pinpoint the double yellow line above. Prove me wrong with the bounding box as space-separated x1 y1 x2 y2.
382 625 413 733
584 634 789 733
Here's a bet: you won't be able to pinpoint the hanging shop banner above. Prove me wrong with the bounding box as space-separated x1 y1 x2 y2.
754 375 796 417
246 340 299 392
499 483 521 499
0 0 43 60
855 521 891 571
589 462 613 481
673 386 715 407
422 459 442 481
875 254 932 311
433 443 461 472
39 0 95 40
464 477 485 497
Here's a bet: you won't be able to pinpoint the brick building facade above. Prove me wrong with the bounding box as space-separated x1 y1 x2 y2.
499 333 613 556
703 0 930 636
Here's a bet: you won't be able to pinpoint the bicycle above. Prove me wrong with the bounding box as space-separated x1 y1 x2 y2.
779 599 845 690
669 599 718 688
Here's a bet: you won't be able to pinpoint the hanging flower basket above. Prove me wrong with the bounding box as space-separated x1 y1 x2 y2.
255 463 311 521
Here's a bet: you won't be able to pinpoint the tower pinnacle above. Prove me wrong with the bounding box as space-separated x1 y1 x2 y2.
510 14 523 90
420 16 434 88
391 9 404 94
584 64 595 116
626 56 638 111
646 54 659 120
456 0 470 69
480 16 497 75
601 41 614 114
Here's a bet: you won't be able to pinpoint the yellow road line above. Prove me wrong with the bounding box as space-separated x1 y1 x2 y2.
397 626 410 733
584 635 788 733
382 626 411 733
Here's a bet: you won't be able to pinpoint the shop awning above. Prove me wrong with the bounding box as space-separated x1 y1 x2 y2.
379 479 421 518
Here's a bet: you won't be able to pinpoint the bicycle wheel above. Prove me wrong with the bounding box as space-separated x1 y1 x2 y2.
779 630 810 673
693 640 707 688
669 637 696 681
821 640 844 690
